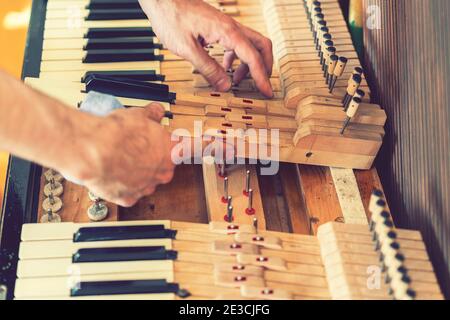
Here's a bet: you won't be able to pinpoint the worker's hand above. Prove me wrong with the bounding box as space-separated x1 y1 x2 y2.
140 0 274 97
74 103 175 207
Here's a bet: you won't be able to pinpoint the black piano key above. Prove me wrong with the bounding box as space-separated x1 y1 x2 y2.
85 27 155 39
85 73 169 92
85 9 147 21
82 70 165 82
84 37 162 50
71 280 185 297
86 0 141 10
82 49 163 63
84 75 176 103
73 225 177 242
72 246 178 263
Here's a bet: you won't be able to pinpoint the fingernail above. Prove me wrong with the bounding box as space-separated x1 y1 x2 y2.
215 77 232 92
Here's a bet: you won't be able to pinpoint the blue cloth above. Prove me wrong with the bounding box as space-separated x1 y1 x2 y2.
79 91 124 116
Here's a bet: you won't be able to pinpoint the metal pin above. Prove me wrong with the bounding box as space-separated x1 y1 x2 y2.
49 193 55 205
47 208 53 221
227 196 232 208
246 189 255 215
222 177 229 203
227 205 234 223
220 164 226 177
244 170 251 196
253 218 258 233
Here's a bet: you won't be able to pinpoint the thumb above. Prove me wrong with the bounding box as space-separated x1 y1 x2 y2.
189 42 232 92
142 102 166 122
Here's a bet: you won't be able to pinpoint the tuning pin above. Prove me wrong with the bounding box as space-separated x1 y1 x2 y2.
42 194 63 214
244 170 251 196
329 56 348 92
222 177 229 203
44 168 64 183
87 199 108 222
88 191 101 202
227 195 232 208
326 55 338 85
44 178 64 197
225 205 234 223
246 189 256 215
343 74 362 109
340 97 362 135
40 208 61 223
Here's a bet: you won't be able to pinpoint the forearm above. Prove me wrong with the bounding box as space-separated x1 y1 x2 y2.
0 71 97 179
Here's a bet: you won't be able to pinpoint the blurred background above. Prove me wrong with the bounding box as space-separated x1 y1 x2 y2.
0 1 31 206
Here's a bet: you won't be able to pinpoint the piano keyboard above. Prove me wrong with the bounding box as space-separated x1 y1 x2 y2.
16 208 444 300
23 0 387 170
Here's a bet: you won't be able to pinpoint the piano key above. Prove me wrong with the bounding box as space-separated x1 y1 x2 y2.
14 273 176 299
18 257 175 278
45 19 150 29
74 224 175 242
45 9 147 21
43 37 156 50
71 279 182 297
84 75 176 103
42 48 179 62
21 220 171 241
86 0 141 10
72 246 178 263
19 239 173 259
82 70 165 82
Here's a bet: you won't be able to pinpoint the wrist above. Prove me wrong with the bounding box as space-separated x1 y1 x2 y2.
52 111 103 183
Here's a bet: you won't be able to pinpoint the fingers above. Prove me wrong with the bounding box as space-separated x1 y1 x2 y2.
220 27 273 97
116 103 165 123
142 103 166 122
187 40 232 92
239 24 273 77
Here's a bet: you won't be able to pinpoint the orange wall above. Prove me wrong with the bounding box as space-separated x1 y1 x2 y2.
0 1 31 205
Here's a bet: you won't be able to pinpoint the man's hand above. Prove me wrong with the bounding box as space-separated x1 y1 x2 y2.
140 0 274 97
0 70 176 207
76 104 175 207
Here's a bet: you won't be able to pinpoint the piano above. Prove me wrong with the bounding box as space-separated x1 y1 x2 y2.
0 0 446 300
